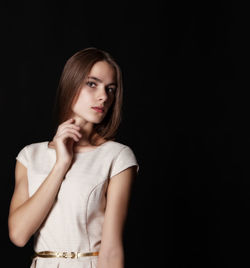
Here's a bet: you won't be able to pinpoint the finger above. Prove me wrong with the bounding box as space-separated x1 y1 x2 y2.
59 132 80 142
58 123 80 133
60 118 75 126
57 127 82 138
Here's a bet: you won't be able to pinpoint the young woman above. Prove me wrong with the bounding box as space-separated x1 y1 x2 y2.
8 47 139 268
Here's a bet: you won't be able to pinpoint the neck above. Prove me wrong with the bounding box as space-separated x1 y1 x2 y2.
71 115 103 146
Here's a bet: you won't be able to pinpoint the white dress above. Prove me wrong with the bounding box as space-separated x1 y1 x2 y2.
15 140 139 268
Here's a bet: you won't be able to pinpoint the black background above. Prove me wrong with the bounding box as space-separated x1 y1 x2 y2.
1 1 248 267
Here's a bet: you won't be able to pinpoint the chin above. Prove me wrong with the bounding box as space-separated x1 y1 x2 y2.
87 116 104 124
74 111 105 124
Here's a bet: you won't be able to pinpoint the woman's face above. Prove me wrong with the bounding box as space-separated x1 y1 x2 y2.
71 60 117 124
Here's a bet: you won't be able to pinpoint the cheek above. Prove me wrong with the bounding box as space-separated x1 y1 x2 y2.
109 95 115 106
72 91 90 111
79 89 94 103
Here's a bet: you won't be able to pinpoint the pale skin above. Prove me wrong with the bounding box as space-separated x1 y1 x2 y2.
8 60 137 268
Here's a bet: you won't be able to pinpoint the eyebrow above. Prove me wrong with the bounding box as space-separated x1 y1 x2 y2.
88 76 117 86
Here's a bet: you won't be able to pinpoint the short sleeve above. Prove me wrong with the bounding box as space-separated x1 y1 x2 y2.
110 146 139 178
16 145 29 168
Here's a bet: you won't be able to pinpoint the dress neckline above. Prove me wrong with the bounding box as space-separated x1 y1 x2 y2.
45 140 112 155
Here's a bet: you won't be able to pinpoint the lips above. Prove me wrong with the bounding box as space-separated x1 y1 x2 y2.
92 107 104 113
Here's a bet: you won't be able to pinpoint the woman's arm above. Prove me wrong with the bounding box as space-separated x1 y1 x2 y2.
8 160 68 247
8 118 82 247
97 165 137 268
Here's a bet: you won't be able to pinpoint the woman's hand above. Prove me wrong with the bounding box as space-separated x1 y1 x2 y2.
8 119 82 247
52 118 82 169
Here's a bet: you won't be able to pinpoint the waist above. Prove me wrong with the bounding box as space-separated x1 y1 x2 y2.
34 251 99 259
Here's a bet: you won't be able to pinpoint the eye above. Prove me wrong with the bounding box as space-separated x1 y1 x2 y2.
107 87 116 94
87 81 96 88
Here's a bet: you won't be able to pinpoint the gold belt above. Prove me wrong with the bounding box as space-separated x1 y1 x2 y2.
34 251 99 259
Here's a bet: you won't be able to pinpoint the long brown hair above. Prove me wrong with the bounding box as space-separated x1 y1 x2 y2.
51 47 123 143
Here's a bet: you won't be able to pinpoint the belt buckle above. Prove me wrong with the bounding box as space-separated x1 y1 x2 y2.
62 252 78 259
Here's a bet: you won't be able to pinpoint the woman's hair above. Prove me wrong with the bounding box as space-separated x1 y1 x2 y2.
51 47 123 143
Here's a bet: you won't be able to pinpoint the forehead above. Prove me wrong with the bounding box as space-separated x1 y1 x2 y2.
88 61 116 82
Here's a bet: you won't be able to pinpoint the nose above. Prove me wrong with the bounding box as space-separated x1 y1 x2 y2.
98 86 108 102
